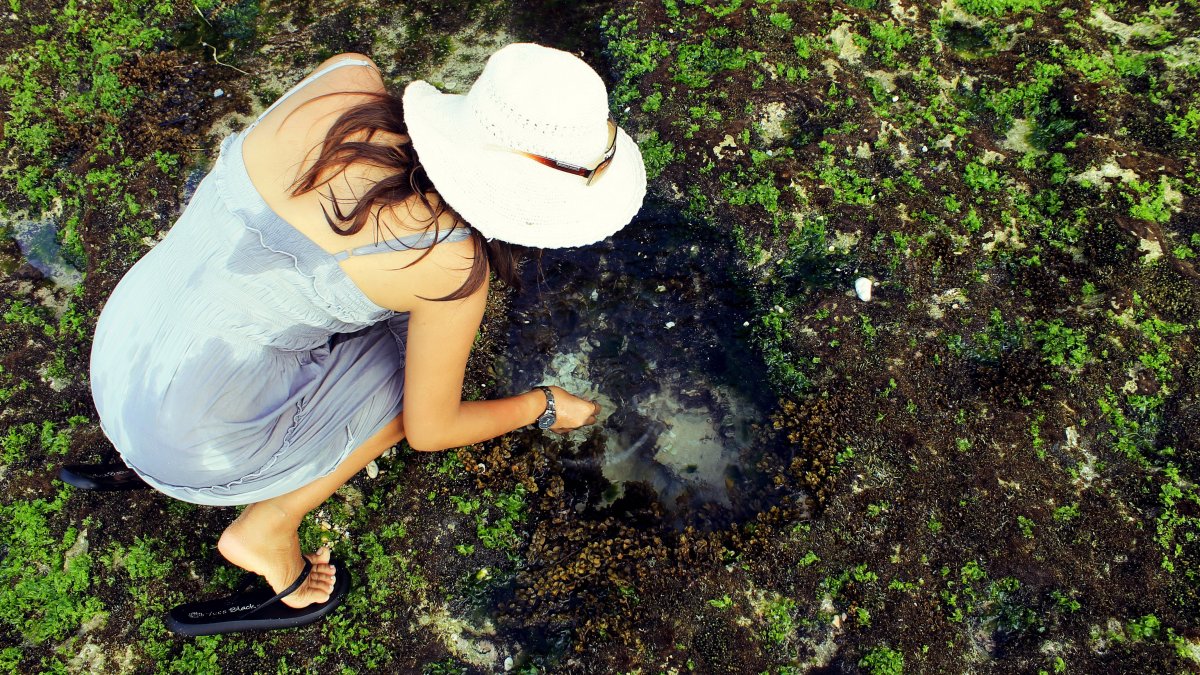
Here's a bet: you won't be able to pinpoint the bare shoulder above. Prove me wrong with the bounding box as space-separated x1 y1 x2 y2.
242 53 392 197
253 53 386 139
306 53 385 95
342 206 485 313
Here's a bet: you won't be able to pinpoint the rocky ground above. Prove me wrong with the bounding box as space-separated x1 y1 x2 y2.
1 0 1198 673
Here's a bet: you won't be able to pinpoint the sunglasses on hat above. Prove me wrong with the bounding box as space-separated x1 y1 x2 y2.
506 118 618 186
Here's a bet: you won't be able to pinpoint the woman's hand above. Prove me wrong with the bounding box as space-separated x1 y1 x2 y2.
544 386 601 433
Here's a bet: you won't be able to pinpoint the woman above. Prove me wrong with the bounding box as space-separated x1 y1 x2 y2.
83 43 646 635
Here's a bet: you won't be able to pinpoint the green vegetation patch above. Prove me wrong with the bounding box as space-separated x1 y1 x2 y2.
958 0 1059 17
0 489 104 644
0 0 179 263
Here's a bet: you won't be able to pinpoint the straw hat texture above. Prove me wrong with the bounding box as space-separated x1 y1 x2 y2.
403 43 646 248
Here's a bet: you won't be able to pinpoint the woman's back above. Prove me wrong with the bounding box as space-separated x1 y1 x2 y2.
89 57 470 502
238 56 475 312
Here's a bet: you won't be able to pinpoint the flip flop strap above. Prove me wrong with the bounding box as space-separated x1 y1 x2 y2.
237 558 313 620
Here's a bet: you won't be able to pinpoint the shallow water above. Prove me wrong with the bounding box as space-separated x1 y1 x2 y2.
498 218 772 518
9 217 83 288
7 165 208 288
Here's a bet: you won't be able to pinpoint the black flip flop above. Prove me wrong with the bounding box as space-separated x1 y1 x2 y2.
166 558 350 636
59 464 151 491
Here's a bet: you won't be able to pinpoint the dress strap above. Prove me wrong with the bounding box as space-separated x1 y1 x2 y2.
250 58 377 128
333 227 474 261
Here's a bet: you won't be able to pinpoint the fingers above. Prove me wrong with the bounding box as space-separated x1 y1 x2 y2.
585 400 600 425
546 396 603 433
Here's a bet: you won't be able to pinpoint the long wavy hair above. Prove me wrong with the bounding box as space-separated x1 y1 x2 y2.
287 90 525 301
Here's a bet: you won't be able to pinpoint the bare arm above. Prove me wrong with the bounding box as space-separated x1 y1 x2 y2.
349 232 596 451
400 273 547 450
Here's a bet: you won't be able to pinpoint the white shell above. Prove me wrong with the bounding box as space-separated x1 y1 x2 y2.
365 460 379 479
855 277 873 301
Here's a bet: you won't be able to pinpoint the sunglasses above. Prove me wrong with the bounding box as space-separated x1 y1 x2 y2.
510 118 618 186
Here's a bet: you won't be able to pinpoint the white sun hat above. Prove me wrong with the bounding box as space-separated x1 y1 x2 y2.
402 42 647 248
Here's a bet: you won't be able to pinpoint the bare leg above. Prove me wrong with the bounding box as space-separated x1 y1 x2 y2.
217 415 405 608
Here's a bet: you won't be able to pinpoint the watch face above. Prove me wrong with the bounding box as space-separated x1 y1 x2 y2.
537 414 555 429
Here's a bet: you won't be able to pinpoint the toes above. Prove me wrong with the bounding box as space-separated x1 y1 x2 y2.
281 568 335 607
303 550 336 595
278 547 338 607
310 560 335 578
307 546 332 565
308 569 335 586
302 573 335 599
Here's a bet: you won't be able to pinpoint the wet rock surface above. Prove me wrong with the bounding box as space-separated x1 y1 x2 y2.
500 219 774 521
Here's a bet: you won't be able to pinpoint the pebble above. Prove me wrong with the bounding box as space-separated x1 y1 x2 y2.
665 321 676 329
365 460 379 479
213 88 224 98
855 277 873 301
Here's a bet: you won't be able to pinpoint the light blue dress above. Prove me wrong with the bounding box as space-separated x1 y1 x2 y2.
90 60 471 505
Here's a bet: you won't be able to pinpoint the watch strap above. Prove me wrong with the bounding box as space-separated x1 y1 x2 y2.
535 386 556 429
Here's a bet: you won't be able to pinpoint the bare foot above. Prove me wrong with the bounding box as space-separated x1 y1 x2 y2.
216 503 336 608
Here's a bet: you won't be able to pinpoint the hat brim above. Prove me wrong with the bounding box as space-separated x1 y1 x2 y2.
403 80 647 249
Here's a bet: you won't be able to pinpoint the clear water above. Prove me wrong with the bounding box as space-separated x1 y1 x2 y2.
498 218 772 518
10 217 83 288
7 165 209 289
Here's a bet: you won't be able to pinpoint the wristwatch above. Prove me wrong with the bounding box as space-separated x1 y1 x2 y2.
534 386 557 430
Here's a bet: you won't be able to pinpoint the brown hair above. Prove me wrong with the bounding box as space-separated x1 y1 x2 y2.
288 90 526 301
